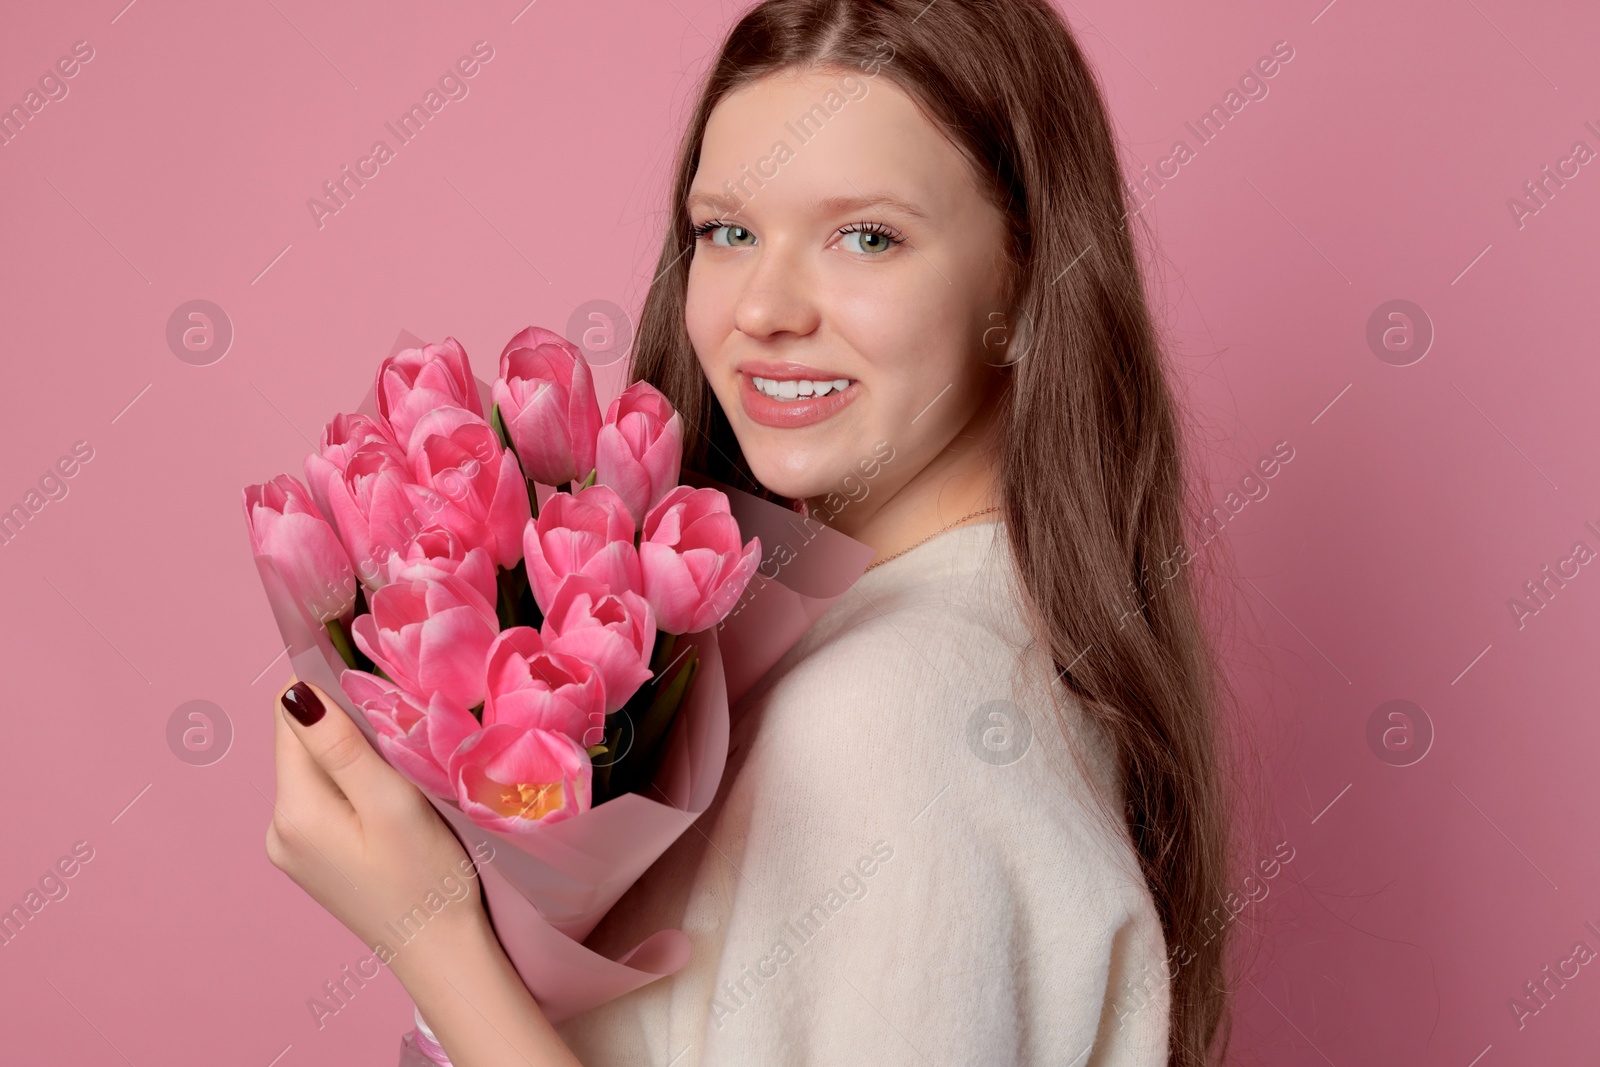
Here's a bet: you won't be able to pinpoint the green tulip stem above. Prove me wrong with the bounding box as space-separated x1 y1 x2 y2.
324 617 358 670
496 565 529 630
650 631 679 676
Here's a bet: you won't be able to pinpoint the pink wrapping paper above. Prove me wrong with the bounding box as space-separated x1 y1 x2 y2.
249 361 873 1060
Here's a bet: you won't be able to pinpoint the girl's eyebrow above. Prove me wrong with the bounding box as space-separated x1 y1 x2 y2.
815 193 930 222
684 190 930 222
685 191 748 217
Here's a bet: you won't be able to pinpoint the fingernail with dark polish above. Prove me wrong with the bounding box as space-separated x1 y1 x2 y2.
282 681 325 726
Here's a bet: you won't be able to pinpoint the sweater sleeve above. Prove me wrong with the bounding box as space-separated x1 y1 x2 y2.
697 605 1172 1066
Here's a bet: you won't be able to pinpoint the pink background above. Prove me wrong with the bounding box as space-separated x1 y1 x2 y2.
2 0 1597 1063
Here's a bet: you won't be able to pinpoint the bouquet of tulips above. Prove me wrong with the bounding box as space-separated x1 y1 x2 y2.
245 329 761 826
242 328 870 1062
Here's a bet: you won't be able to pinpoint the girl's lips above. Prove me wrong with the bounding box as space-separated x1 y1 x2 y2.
738 372 860 429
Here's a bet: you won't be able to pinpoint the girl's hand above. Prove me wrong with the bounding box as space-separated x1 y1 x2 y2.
266 677 489 969
267 677 586 1066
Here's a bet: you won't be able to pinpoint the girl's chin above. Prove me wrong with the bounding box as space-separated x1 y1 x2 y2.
742 458 836 503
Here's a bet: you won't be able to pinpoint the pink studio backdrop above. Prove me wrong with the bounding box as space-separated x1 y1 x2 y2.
1 0 1596 1063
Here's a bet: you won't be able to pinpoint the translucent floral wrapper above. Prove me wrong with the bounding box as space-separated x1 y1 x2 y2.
249 376 872 1062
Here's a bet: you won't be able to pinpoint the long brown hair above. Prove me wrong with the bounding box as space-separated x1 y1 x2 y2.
627 1 1237 1062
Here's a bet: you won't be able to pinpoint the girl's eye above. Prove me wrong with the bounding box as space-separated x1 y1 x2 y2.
839 221 904 255
688 219 905 254
690 220 756 247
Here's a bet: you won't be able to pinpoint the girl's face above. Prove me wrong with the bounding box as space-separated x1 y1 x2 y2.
684 66 1012 510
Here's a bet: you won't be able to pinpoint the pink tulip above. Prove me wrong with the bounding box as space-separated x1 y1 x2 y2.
403 406 531 570
483 627 607 747
522 484 642 615
375 337 484 446
340 669 479 801
322 410 401 459
492 326 603 488
640 485 762 634
243 474 357 624
305 442 422 590
542 574 655 715
594 381 684 527
450 723 592 831
351 572 500 711
380 525 498 610
304 413 406 520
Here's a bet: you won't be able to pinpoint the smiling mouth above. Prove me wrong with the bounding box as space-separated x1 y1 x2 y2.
747 374 857 402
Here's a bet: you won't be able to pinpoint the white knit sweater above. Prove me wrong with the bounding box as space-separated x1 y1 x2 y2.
555 520 1172 1065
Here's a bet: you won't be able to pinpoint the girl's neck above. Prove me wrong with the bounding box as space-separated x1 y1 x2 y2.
808 379 1006 565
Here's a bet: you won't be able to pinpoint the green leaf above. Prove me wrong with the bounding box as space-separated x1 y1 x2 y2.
490 402 512 450
493 401 540 520
616 646 699 799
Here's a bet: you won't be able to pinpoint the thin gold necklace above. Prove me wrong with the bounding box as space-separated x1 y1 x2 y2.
864 505 1002 572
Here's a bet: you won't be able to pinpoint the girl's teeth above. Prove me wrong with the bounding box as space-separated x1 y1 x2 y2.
751 376 853 401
